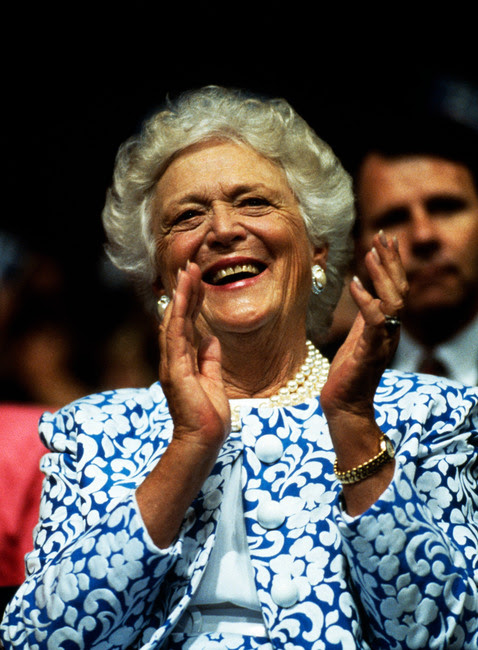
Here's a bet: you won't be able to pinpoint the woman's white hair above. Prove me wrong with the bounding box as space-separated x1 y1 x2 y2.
102 85 355 343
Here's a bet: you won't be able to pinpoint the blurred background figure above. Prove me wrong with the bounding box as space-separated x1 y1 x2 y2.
94 256 159 392
340 77 478 385
0 231 158 404
0 246 91 406
0 230 158 617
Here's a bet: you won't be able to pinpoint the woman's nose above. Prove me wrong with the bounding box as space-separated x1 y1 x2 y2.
206 203 247 247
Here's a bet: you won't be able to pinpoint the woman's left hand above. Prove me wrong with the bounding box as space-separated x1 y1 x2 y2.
320 231 408 513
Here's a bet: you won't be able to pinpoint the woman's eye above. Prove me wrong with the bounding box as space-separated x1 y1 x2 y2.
242 197 270 207
180 209 197 220
174 209 200 224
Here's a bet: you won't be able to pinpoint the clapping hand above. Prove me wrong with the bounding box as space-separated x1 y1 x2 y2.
158 262 231 452
321 230 408 419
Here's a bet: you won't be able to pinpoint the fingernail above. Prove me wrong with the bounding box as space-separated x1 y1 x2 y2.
378 230 388 247
185 259 191 271
392 236 399 252
353 275 365 290
371 246 381 264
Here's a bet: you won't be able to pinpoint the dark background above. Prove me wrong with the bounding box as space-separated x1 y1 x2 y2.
4 8 477 272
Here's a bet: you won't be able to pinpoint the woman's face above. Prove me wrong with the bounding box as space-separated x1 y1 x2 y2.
151 140 327 338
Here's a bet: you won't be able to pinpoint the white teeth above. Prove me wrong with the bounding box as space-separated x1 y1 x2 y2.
212 264 260 284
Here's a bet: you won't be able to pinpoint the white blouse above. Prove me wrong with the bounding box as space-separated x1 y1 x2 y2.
190 399 262 611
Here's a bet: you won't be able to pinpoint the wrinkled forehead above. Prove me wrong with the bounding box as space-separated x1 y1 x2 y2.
153 139 292 210
159 136 284 180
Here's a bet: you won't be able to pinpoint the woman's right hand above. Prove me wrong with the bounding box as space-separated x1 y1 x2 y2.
159 261 231 451
136 262 230 548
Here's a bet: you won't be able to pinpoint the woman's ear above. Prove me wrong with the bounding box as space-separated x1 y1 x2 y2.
312 242 329 270
152 276 164 299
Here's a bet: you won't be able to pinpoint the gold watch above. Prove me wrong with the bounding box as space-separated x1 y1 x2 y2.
334 434 395 485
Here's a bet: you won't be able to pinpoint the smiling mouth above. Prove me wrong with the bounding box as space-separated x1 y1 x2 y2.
205 263 266 286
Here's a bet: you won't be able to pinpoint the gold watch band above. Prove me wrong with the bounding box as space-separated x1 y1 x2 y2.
334 434 395 485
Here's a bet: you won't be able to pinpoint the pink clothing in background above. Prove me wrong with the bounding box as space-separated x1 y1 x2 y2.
0 404 48 586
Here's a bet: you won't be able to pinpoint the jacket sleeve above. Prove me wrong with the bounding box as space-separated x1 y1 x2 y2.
336 379 478 650
0 398 185 650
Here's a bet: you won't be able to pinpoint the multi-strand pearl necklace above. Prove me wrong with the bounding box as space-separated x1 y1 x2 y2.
230 340 330 431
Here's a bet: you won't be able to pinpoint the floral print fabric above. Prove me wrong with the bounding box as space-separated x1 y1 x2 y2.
1 370 477 649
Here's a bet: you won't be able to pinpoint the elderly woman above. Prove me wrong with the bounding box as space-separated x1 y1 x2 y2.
1 86 477 650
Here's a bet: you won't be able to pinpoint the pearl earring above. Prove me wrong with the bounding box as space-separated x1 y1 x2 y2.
157 295 170 319
311 265 327 295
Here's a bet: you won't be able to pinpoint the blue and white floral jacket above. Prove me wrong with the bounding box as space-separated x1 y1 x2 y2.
1 370 477 649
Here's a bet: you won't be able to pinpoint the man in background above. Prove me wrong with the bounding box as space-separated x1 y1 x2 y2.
351 113 478 385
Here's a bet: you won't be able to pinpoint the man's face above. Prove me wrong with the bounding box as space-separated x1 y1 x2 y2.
356 153 478 319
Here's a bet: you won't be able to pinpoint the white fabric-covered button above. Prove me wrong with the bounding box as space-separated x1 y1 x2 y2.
256 500 285 529
271 576 299 608
255 435 284 464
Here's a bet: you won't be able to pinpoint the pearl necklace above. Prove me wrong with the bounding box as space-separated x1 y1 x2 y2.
230 340 330 431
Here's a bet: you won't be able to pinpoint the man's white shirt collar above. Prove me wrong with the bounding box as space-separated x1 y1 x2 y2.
392 314 478 386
